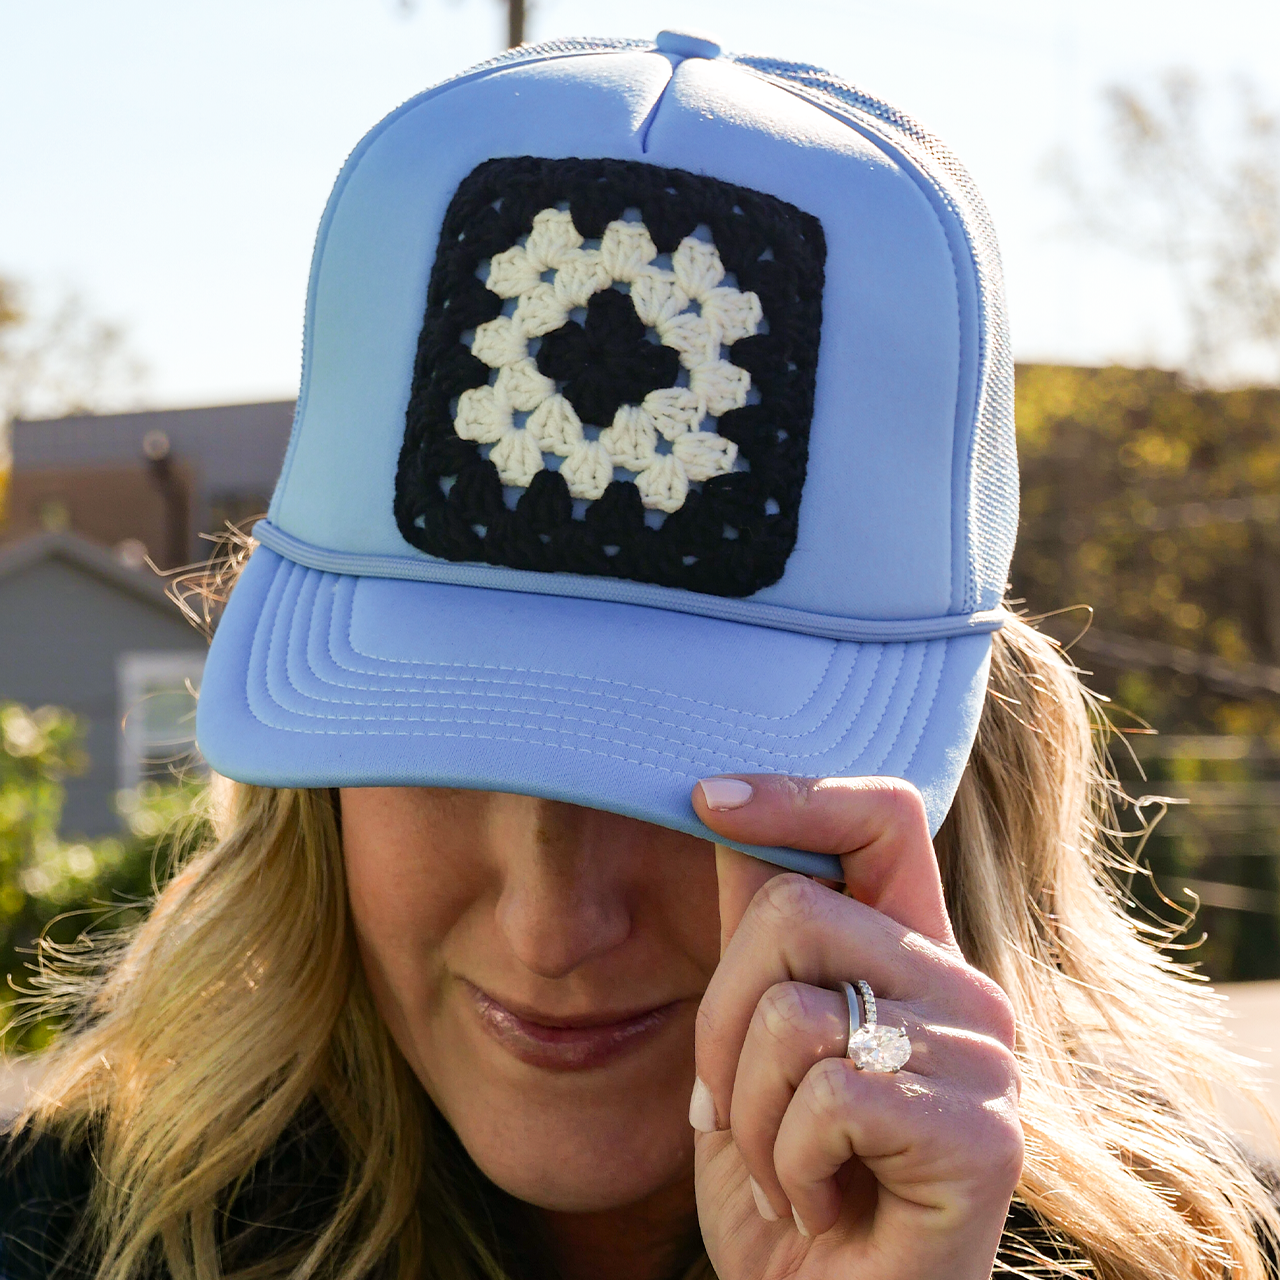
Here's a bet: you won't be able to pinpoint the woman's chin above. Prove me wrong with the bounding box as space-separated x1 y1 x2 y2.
403 981 703 1210
430 1059 697 1212
464 1117 694 1213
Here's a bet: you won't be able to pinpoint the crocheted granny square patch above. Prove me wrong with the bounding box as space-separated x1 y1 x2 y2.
395 156 826 597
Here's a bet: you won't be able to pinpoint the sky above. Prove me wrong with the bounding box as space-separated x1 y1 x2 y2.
3 0 1279 410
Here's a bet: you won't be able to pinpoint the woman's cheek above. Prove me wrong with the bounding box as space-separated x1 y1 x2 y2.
339 787 485 1078
338 787 713 1211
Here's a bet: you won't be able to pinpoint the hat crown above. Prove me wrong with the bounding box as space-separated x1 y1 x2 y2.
198 37 1017 873
263 36 1016 635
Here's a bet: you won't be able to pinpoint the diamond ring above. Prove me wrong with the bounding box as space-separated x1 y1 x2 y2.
838 979 912 1073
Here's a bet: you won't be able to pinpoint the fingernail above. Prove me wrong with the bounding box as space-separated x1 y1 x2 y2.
792 1205 810 1237
749 1176 779 1222
688 1075 717 1132
699 777 754 811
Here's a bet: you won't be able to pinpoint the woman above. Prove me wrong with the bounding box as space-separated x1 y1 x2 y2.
4 32 1278 1280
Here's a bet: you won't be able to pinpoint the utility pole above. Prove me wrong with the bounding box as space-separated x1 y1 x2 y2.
505 0 525 47
398 0 525 47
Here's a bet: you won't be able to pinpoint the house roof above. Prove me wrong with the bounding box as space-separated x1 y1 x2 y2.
11 401 295 492
0 530 176 609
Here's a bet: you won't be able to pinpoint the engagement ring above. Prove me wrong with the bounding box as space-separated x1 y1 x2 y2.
838 979 912 1073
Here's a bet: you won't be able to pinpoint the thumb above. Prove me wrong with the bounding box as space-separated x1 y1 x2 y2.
714 841 783 957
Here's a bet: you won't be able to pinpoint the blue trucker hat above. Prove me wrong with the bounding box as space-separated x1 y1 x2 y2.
196 32 1018 879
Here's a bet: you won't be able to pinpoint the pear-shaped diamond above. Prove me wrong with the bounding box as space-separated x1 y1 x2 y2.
848 1024 912 1073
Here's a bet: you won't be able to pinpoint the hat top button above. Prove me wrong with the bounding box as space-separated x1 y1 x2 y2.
655 29 722 59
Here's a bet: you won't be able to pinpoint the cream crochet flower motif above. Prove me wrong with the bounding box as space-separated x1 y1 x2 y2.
453 208 763 514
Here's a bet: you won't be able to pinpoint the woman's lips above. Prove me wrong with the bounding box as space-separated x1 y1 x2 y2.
464 981 680 1071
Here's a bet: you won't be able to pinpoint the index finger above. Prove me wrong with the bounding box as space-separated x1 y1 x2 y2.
693 774 955 945
713 842 781 957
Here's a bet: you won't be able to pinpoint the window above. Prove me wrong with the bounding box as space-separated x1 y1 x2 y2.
117 651 206 791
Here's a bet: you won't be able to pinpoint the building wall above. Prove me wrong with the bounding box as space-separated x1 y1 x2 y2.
7 401 294 562
3 464 196 569
0 557 206 836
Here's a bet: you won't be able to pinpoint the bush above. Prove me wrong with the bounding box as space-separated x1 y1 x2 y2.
0 701 205 1049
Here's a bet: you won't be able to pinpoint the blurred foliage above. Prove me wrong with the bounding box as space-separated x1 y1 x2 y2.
1015 363 1280 734
1012 363 1280 981
0 701 204 1050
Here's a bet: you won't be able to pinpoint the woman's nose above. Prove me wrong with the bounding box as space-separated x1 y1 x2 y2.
493 800 633 979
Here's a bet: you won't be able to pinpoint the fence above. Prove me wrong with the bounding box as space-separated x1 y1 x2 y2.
1116 734 1280 981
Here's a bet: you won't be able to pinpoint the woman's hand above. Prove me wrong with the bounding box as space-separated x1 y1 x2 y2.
688 775 1022 1280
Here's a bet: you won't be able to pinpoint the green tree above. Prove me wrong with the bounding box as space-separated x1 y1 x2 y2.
0 703 89 925
1012 364 1280 982
0 702 201 1048
1015 363 1280 735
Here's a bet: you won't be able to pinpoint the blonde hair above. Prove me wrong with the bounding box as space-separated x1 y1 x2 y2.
9 614 1280 1280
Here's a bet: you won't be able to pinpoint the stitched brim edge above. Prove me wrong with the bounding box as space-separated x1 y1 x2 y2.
196 546 993 879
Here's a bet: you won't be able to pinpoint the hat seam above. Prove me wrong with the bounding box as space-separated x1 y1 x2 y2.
255 522 1009 642
322 570 858 730
896 641 948 779
253 660 885 771
865 640 944 777
307 568 872 745
329 568 858 723
330 588 880 749
826 642 907 774
637 58 676 153
256 569 901 766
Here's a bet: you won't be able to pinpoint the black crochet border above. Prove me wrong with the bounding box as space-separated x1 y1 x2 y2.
394 156 826 598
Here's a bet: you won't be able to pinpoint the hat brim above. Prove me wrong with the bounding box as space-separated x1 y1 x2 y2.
196 547 993 879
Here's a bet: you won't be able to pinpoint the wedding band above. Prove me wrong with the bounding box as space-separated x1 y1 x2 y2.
838 979 912 1073
838 981 861 1058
